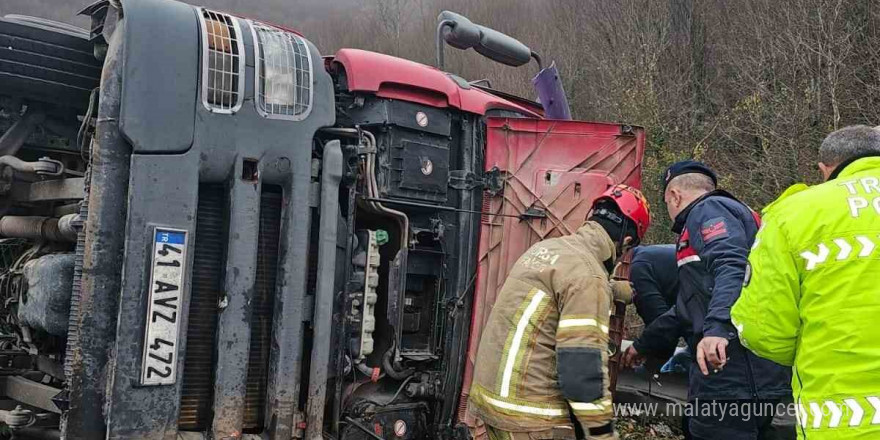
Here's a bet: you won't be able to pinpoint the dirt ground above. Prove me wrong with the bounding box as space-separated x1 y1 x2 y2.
624 304 646 340
618 414 685 440
618 306 688 439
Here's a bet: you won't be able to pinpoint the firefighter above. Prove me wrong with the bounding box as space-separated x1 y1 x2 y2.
468 184 651 440
731 125 880 439
623 161 793 440
631 245 679 326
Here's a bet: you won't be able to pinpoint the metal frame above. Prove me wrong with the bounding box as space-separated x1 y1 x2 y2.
198 8 245 114
249 20 314 121
0 376 62 413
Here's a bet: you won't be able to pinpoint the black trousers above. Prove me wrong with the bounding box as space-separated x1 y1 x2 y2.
688 399 795 440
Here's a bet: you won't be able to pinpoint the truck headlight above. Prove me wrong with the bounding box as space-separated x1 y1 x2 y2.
251 22 313 120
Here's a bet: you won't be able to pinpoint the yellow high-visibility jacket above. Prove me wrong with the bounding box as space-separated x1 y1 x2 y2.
732 157 880 439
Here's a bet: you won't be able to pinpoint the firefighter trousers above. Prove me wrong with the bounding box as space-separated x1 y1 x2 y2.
486 424 616 440
486 425 577 440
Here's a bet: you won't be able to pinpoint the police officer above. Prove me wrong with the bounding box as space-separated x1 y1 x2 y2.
631 245 679 326
469 185 651 440
623 161 793 440
732 125 880 439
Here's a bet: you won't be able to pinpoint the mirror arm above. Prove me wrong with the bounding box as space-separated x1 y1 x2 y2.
436 19 455 69
531 51 543 72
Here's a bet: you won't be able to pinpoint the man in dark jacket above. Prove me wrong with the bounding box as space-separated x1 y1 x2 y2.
623 161 793 440
630 244 691 373
631 245 679 326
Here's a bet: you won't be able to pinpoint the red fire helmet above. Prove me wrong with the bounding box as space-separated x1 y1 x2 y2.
591 184 652 239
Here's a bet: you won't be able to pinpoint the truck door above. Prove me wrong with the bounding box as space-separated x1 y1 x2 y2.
458 117 646 428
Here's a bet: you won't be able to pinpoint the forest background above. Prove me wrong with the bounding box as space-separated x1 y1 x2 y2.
5 0 875 241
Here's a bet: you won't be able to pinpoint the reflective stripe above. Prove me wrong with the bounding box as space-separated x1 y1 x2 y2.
800 236 878 270
500 290 547 398
867 396 880 424
570 399 612 412
801 244 830 271
799 397 880 428
844 399 863 427
484 394 566 417
809 402 823 429
825 401 842 428
677 255 701 267
558 318 609 334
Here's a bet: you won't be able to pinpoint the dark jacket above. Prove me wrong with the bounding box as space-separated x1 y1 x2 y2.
633 191 791 401
631 245 679 326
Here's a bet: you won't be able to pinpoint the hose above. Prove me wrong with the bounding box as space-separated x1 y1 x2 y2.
385 375 416 405
362 130 409 246
355 360 385 381
0 214 79 242
382 346 414 380
321 127 415 384
317 127 409 246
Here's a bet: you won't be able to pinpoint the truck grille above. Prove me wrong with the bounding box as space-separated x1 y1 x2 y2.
178 184 282 433
178 184 227 431
243 186 282 431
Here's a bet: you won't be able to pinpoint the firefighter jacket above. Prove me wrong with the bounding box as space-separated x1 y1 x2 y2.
631 245 680 326
732 156 880 439
632 190 791 401
469 222 617 435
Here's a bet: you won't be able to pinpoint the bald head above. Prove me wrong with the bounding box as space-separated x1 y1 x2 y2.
664 173 716 221
666 173 716 194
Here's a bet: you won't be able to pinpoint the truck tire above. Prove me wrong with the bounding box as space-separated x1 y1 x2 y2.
0 15 101 110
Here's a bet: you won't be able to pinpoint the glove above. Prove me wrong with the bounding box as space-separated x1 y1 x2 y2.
610 280 633 304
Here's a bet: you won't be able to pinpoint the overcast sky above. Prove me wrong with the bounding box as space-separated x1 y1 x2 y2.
0 0 362 29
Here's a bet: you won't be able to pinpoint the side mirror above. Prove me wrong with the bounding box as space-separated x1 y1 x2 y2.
438 11 479 50
472 25 532 67
436 11 535 69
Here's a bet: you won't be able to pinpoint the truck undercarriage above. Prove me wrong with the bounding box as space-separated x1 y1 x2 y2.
0 1 644 439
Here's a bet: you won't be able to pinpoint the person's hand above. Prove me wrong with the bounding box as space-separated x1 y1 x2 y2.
610 280 633 304
623 345 645 369
696 336 729 376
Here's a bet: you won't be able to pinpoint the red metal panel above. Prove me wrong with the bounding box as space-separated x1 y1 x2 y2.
459 117 645 428
330 49 541 117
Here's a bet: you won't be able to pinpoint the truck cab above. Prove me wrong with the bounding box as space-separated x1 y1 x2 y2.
0 1 645 438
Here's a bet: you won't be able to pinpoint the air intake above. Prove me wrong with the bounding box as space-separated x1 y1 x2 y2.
198 8 244 113
178 185 227 431
243 185 283 432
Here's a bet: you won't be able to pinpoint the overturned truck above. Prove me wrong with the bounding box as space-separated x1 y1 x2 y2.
0 1 645 438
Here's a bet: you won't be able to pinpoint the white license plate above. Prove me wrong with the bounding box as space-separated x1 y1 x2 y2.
141 227 188 386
